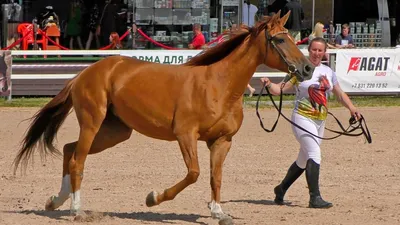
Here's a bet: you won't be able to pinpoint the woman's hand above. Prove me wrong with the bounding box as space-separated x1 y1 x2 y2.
260 77 271 87
350 106 362 121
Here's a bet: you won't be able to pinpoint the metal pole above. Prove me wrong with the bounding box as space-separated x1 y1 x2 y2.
1 4 8 49
247 1 250 26
312 0 315 27
132 0 136 49
239 0 243 25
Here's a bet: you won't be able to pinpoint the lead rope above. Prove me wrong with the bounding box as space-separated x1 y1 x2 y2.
255 81 372 143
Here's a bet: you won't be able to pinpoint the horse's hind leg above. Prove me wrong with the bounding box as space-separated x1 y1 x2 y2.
45 112 132 211
146 131 200 207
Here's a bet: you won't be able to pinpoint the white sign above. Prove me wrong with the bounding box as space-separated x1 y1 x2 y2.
335 49 400 92
120 50 202 64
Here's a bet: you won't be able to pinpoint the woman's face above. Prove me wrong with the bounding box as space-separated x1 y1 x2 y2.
308 41 326 66
109 35 113 43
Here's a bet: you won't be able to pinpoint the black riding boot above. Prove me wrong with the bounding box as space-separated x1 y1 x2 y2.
305 159 333 208
274 162 305 205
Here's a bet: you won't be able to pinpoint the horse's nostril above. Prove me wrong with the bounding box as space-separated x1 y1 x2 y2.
304 65 311 72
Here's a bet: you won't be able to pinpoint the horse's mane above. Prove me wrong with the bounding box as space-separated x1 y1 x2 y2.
184 18 271 67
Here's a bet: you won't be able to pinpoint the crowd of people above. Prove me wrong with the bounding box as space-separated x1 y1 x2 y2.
34 0 128 50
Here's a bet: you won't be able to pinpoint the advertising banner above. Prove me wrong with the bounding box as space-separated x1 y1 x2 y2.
0 50 12 98
120 50 202 64
335 49 400 92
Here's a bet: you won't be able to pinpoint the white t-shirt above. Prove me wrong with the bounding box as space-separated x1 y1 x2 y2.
242 2 258 27
291 64 338 121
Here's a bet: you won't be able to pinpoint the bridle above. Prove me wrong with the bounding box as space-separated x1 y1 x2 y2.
255 83 372 144
265 29 305 82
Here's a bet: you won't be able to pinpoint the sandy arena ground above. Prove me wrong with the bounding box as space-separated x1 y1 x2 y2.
0 107 399 225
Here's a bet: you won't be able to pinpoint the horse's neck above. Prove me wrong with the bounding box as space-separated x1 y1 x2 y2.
213 38 262 100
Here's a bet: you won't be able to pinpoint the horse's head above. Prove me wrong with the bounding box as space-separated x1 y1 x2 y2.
257 11 314 81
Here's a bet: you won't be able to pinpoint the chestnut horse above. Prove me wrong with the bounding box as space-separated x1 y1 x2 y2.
14 12 313 222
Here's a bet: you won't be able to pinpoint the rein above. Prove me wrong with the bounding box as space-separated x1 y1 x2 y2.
255 81 372 143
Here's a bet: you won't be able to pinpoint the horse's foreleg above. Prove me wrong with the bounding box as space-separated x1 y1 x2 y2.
146 131 200 206
207 138 232 220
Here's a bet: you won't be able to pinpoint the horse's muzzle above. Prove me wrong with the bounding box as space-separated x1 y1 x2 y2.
299 64 314 81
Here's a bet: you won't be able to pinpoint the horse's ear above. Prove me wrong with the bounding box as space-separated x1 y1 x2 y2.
275 10 282 18
269 12 279 26
280 10 291 26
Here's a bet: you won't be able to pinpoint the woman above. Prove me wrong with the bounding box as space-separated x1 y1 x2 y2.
260 37 361 208
65 0 84 50
309 22 336 49
85 3 101 50
308 22 324 43
109 32 122 49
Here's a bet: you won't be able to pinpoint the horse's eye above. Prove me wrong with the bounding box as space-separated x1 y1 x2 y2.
276 39 285 44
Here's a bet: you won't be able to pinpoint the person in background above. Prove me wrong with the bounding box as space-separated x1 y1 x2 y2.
85 3 101 50
260 37 361 209
308 22 324 43
256 0 268 18
242 0 258 27
308 22 335 63
188 23 205 49
97 0 121 47
334 23 354 48
109 32 122 49
281 0 304 43
65 0 84 50
36 5 60 29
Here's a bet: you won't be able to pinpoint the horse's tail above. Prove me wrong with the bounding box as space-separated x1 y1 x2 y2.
13 78 76 174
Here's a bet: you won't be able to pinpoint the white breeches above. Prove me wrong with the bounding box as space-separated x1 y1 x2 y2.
291 113 325 169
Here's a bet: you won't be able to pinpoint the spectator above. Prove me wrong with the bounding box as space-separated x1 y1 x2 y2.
85 3 101 50
65 0 84 50
36 5 60 29
242 0 258 27
97 0 121 47
256 0 268 18
309 22 336 49
188 24 205 49
334 23 354 49
109 32 122 49
281 0 304 43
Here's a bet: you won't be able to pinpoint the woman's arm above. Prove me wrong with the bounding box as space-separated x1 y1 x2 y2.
260 77 294 96
332 83 361 120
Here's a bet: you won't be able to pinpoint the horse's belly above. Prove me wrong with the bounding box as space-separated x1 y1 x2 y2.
110 103 176 141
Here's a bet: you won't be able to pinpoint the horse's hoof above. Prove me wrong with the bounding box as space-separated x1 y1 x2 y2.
45 196 56 211
146 191 158 207
72 210 87 221
219 215 234 225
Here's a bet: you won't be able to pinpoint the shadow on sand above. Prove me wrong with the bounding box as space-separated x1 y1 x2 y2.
3 209 211 224
223 199 301 208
